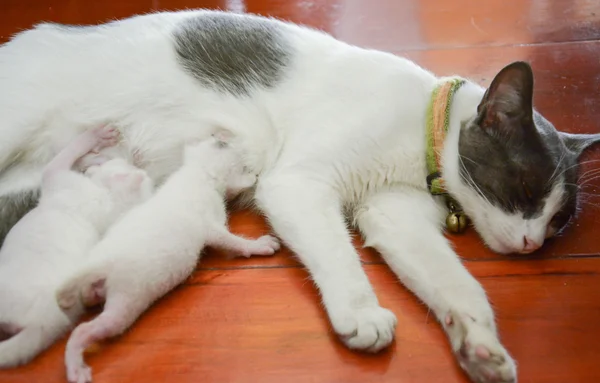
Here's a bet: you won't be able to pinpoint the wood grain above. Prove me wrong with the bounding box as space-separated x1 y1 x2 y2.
2 259 600 383
0 0 599 382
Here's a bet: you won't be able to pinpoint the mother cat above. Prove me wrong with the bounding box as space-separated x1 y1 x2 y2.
0 9 598 383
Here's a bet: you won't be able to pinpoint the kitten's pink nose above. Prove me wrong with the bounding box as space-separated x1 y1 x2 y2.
521 236 542 254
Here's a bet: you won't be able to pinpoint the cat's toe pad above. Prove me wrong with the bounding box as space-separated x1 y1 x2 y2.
447 313 517 383
333 306 397 353
92 124 120 150
81 278 106 307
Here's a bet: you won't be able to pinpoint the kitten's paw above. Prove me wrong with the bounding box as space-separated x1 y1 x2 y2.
332 306 397 352
446 312 517 383
91 124 120 151
66 360 92 383
244 235 281 257
56 290 77 311
81 278 106 307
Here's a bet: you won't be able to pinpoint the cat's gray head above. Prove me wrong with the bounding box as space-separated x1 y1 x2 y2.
452 61 600 254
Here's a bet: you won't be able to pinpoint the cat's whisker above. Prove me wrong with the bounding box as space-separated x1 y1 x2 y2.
458 155 493 207
555 159 600 182
577 199 600 211
459 155 478 166
500 225 513 245
547 151 567 185
577 167 600 182
578 174 600 186
578 174 600 188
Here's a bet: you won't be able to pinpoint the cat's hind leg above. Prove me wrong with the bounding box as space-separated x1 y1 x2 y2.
255 173 397 352
356 188 516 383
64 294 138 383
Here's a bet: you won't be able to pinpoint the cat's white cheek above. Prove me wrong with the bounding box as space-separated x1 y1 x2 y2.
457 190 527 254
466 184 565 254
469 208 522 254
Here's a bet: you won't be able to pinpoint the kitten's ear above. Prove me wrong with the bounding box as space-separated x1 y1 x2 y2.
477 61 534 130
560 132 600 158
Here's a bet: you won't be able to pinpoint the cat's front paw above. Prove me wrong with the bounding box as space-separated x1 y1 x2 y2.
245 235 281 257
91 124 120 152
331 306 397 353
446 311 517 383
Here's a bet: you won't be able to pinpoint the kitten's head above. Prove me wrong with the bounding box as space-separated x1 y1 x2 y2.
184 129 247 182
86 158 154 208
452 61 600 254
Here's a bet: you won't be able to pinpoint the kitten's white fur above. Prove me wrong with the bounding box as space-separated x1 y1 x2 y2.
0 10 566 382
55 136 280 383
0 125 153 367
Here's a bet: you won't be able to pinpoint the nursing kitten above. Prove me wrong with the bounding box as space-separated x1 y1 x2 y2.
0 10 599 382
56 135 280 383
0 125 153 367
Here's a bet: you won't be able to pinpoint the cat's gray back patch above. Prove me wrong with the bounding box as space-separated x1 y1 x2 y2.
172 12 292 96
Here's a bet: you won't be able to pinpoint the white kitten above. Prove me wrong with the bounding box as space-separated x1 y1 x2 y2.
0 125 153 367
56 134 280 383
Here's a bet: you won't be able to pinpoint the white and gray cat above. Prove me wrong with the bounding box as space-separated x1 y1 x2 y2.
0 10 598 383
0 125 153 367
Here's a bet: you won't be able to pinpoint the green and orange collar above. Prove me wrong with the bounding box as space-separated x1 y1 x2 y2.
425 77 469 233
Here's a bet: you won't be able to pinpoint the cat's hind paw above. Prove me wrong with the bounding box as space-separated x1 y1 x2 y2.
332 306 397 353
66 358 92 383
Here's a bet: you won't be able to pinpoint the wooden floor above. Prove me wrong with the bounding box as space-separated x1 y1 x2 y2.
2 1 600 382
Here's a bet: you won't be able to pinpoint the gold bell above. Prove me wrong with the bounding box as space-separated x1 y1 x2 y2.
446 212 468 234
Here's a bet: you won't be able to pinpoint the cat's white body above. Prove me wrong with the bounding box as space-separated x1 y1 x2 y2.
0 11 437 197
0 126 153 367
56 137 280 383
3 9 583 383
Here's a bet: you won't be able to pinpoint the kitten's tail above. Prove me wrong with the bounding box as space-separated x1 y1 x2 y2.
0 300 71 368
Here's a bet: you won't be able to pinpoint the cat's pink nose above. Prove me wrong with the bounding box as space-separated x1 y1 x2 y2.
521 236 541 254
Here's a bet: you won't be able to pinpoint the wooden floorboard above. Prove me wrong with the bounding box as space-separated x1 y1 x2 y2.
1 0 600 382
3 259 600 383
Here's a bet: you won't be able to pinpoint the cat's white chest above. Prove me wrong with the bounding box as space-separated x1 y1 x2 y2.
340 143 427 205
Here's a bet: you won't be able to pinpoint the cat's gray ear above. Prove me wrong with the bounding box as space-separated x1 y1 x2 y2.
560 132 600 158
477 61 534 130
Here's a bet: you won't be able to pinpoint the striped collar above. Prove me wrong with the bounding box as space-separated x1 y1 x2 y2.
425 77 466 195
425 77 469 234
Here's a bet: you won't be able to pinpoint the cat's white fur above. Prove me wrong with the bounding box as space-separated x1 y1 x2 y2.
0 125 153 367
0 9 566 382
55 136 280 383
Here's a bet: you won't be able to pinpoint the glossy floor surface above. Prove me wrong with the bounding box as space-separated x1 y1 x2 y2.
1 1 600 382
